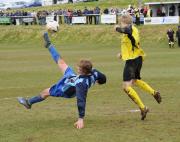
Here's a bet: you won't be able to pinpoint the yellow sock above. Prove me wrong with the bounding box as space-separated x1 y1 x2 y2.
135 80 155 96
125 86 145 110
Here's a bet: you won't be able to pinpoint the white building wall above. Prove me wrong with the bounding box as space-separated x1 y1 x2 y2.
42 0 53 6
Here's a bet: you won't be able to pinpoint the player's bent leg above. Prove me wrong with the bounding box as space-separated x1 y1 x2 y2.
153 91 162 104
17 88 50 109
43 32 68 74
134 79 155 95
17 97 31 109
48 44 61 63
134 79 162 104
140 106 149 120
26 88 50 106
123 81 145 110
48 45 68 73
43 32 61 63
40 88 50 99
57 59 68 74
123 81 149 120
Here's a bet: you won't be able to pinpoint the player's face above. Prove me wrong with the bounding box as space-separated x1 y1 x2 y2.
77 66 83 75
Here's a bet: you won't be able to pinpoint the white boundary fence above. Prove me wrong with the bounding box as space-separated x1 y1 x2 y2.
72 16 86 24
0 14 179 25
144 16 179 25
101 15 116 24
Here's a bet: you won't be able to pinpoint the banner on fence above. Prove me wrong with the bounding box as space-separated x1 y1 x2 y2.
46 16 55 23
0 17 11 24
144 16 179 25
22 18 34 23
72 16 86 24
101 15 116 24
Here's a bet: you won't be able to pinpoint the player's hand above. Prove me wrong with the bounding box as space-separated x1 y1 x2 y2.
117 53 122 59
74 118 84 129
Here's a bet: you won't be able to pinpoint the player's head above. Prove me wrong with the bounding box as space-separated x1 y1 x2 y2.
77 59 93 75
119 13 133 28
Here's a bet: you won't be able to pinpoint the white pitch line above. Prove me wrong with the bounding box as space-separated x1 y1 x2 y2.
128 109 140 112
0 96 29 101
0 97 141 113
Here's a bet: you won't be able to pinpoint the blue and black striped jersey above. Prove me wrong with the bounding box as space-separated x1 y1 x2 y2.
74 69 106 118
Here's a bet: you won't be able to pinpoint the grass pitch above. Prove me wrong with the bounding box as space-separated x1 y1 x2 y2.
0 25 180 142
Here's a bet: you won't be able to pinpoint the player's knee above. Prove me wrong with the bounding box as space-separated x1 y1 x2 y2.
40 88 50 99
122 81 132 90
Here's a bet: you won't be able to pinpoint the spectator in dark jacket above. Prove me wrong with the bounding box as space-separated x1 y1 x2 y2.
176 26 180 47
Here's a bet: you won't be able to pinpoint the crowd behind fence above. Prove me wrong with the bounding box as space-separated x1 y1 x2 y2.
0 5 150 25
0 14 145 25
0 4 179 25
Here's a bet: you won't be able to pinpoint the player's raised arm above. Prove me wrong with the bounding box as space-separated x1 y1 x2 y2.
115 25 132 35
43 32 68 74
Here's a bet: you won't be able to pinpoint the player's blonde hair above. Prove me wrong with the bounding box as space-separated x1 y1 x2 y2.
119 13 133 27
77 59 93 75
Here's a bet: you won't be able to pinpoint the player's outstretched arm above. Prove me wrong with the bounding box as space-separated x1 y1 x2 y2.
43 32 68 74
74 83 88 129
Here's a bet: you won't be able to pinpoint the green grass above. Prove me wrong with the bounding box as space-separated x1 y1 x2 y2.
0 24 180 142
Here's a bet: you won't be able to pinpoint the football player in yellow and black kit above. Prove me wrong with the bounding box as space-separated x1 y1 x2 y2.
115 14 162 120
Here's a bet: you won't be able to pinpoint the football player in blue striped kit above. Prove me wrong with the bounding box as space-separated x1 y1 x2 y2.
18 32 106 129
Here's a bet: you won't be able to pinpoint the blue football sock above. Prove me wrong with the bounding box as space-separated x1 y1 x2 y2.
44 32 51 48
48 44 61 63
28 95 45 105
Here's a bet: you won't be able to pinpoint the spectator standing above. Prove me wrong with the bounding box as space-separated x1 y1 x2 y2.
56 9 63 24
103 8 109 14
161 4 166 16
83 7 89 24
143 6 148 17
147 6 152 17
169 4 175 16
67 9 73 24
176 26 180 47
135 8 140 25
157 7 162 17
167 29 175 48
88 9 93 24
63 9 68 24
94 6 101 25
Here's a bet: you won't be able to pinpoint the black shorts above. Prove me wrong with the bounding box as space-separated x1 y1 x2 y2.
123 56 142 81
169 37 174 42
